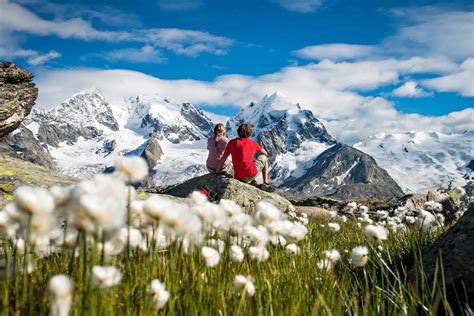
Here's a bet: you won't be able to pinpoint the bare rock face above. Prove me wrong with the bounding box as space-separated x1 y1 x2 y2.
141 132 163 171
163 174 294 214
0 62 38 138
413 204 474 310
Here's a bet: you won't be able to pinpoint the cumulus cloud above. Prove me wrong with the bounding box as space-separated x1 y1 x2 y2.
294 44 376 61
34 56 473 144
104 46 166 63
382 7 474 61
422 58 474 97
0 0 233 57
269 0 322 13
0 47 60 65
391 81 432 98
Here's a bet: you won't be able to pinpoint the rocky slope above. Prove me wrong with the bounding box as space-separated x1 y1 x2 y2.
0 62 38 138
354 131 473 193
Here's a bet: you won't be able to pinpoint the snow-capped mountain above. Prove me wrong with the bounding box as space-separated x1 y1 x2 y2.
25 90 214 185
227 93 403 199
354 131 474 193
226 93 337 184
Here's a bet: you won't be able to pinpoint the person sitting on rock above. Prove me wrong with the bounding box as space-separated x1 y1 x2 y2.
206 123 230 173
215 123 274 192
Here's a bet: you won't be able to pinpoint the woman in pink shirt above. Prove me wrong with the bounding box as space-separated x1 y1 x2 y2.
206 124 230 173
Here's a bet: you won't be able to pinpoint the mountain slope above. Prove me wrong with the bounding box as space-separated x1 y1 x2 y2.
354 131 473 193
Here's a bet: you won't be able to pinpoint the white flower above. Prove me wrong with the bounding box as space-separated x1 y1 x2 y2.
324 249 341 263
453 186 465 197
359 205 369 213
15 238 26 255
149 279 170 310
118 227 142 248
31 212 56 235
424 201 443 212
49 185 74 207
48 275 74 316
234 275 255 296
317 259 333 271
189 191 208 206
285 243 300 256
230 245 244 262
248 246 269 262
143 196 173 221
219 199 242 218
416 209 436 230
364 225 388 242
79 194 124 231
92 266 122 288
346 202 358 213
14 186 55 214
286 222 308 241
201 246 220 267
161 204 202 237
405 216 416 224
351 246 369 267
114 156 148 182
243 225 269 246
327 222 340 232
255 201 281 225
208 239 225 254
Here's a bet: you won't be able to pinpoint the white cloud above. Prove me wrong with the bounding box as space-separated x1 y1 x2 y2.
391 81 432 98
294 44 376 61
0 47 60 65
159 0 203 11
104 46 166 64
0 0 233 57
270 0 322 13
383 7 474 61
422 58 474 97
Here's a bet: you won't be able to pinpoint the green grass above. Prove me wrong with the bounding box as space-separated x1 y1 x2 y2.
1 218 463 315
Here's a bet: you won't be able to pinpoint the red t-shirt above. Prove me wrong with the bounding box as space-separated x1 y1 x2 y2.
224 138 264 180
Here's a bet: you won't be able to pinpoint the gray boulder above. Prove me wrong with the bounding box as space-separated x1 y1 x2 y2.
0 62 38 138
162 174 295 214
414 203 474 309
141 132 163 172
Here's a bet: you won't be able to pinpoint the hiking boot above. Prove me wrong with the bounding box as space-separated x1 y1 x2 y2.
259 183 275 193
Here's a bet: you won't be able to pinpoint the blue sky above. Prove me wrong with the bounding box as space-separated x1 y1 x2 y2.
0 0 473 143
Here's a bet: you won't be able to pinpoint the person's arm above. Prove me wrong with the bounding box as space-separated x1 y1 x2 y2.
254 141 267 156
215 144 231 172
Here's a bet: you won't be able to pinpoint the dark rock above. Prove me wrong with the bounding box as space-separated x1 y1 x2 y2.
0 62 38 138
162 174 294 214
141 132 163 171
180 102 213 137
281 143 404 200
0 124 56 169
412 204 474 309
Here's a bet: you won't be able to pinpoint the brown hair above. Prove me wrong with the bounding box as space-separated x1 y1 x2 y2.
213 123 226 145
237 123 253 138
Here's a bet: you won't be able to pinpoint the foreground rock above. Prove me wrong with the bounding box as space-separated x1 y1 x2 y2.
162 174 294 213
413 204 473 309
0 155 77 206
0 62 38 138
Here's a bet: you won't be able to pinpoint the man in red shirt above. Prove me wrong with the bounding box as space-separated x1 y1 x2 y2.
215 123 274 192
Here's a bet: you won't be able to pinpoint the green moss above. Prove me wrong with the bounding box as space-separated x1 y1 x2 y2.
0 183 15 193
0 168 22 177
448 190 461 206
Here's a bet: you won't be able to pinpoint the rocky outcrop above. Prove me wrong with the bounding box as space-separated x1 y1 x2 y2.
180 102 213 137
0 124 56 169
0 155 77 206
281 143 404 200
0 62 38 138
413 204 474 309
141 132 163 171
162 174 294 214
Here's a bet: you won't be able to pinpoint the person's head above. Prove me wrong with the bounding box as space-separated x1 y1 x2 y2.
237 123 253 138
213 123 226 138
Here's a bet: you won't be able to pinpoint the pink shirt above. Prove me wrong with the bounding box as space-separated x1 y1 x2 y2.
206 136 229 170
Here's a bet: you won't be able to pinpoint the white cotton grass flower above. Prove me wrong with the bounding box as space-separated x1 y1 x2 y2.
234 275 255 296
48 275 73 316
285 243 301 256
219 199 242 218
201 246 220 267
351 246 369 267
364 225 389 242
248 245 270 262
424 201 443 212
405 216 416 224
208 239 225 254
143 195 173 221
189 191 208 206
49 185 74 207
160 204 202 237
286 222 308 242
255 201 281 225
114 156 148 182
453 186 466 197
324 249 341 263
15 238 26 255
79 194 124 232
230 245 244 262
327 222 340 232
31 212 57 235
14 186 55 214
92 266 122 288
317 259 333 271
149 279 170 310
415 209 436 230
